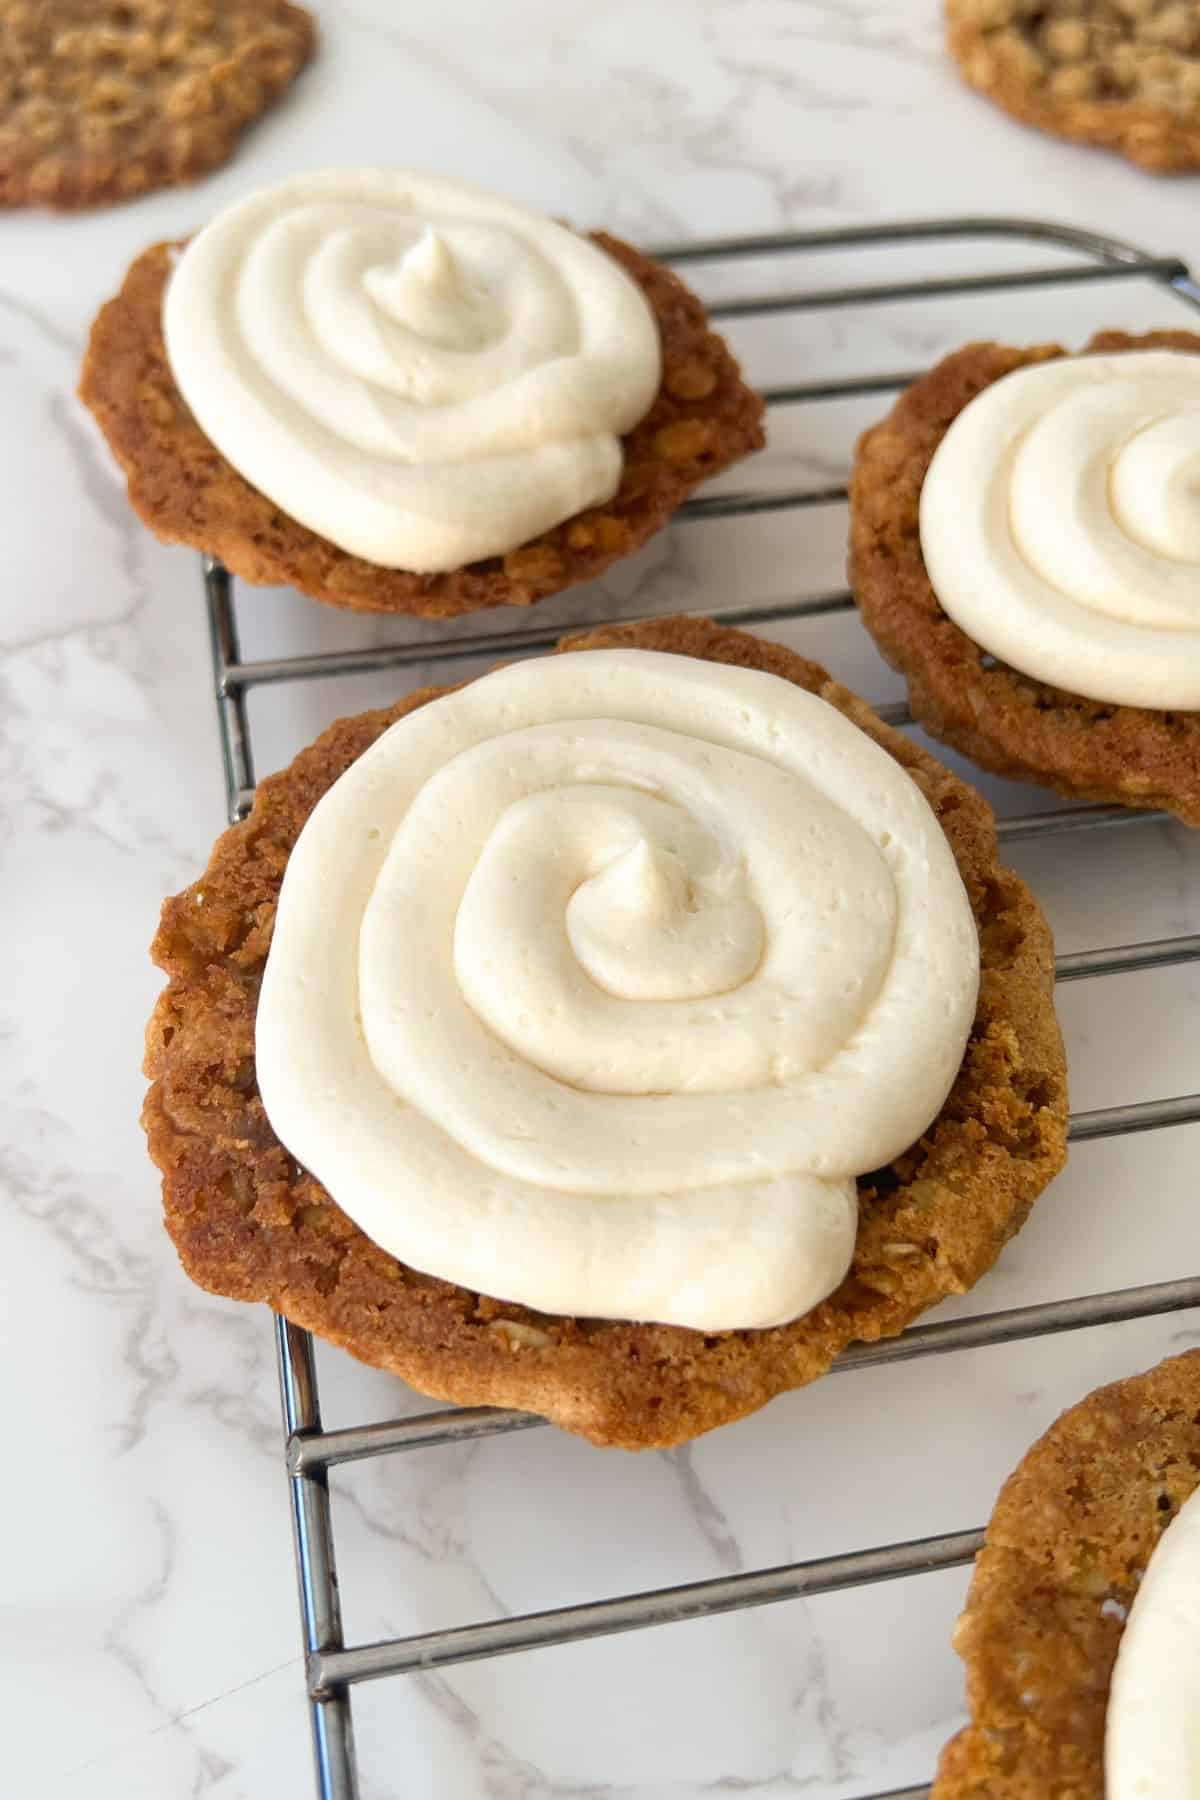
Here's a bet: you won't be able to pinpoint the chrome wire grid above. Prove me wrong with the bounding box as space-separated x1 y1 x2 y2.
200 217 1200 1800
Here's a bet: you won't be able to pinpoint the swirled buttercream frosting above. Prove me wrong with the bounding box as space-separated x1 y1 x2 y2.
162 168 662 572
919 350 1200 709
1106 1484 1200 1800
255 650 980 1330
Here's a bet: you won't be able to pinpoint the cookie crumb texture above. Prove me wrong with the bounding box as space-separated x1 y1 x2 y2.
934 1350 1200 1798
79 235 765 617
947 0 1200 169
142 622 1067 1449
850 330 1200 827
0 0 314 210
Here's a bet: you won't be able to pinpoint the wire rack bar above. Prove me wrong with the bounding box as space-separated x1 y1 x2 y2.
1069 1093 1200 1141
704 257 1188 321
654 215 1191 263
310 1530 986 1691
766 370 921 404
1055 934 1200 980
217 588 857 692
289 1274 1200 1475
997 803 1167 843
685 483 850 518
198 215 1200 1800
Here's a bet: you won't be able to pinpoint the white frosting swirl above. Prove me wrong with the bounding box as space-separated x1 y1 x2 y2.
255 650 979 1331
1106 1485 1200 1799
919 350 1200 708
162 169 662 572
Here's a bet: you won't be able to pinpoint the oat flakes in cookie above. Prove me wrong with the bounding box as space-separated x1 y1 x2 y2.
934 1350 1200 1800
947 0 1200 171
849 330 1200 826
142 619 1067 1450
79 169 765 618
0 0 314 210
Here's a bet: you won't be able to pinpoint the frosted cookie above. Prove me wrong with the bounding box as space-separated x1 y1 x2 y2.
80 168 765 617
849 331 1200 825
0 0 314 209
142 618 1067 1449
946 0 1200 171
935 1349 1200 1799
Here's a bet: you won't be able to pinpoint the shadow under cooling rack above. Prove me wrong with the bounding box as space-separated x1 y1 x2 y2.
199 214 1200 1800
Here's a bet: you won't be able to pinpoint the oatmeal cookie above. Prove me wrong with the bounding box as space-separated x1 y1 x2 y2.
849 330 1200 826
949 0 1200 170
142 619 1067 1449
946 0 1200 172
79 234 765 618
0 0 314 209
934 1350 1200 1798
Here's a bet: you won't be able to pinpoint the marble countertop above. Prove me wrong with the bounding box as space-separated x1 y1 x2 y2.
7 4 1200 1797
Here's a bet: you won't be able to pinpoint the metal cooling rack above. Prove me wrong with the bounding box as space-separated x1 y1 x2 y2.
200 217 1200 1800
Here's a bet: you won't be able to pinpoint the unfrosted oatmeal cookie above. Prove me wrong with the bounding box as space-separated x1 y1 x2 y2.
946 0 1200 171
0 0 314 209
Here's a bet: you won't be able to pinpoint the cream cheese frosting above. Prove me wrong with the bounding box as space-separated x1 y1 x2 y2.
162 168 662 572
255 649 980 1331
919 350 1200 709
1106 1484 1200 1798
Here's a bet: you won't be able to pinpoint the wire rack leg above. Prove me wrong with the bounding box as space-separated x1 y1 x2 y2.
276 1316 360 1800
203 555 256 822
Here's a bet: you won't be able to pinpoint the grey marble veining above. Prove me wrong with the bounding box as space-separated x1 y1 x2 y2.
5 4 1200 1796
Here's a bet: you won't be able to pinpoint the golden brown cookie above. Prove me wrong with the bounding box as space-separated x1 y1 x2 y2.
946 0 1200 171
849 330 1200 827
934 1349 1200 1799
79 234 765 618
0 0 314 210
142 618 1067 1450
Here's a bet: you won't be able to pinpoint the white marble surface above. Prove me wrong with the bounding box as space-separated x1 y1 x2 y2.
5 4 1200 1796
